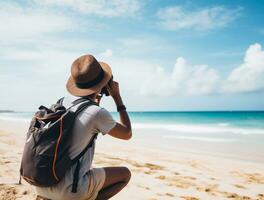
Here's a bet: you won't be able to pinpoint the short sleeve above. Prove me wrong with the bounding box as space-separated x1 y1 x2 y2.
94 108 116 135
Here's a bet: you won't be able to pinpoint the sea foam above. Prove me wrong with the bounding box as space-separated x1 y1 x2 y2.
163 135 236 142
132 123 264 135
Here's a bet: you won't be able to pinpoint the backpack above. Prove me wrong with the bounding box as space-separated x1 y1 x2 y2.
20 97 97 193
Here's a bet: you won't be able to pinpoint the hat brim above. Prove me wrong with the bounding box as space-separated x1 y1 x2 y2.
66 62 112 97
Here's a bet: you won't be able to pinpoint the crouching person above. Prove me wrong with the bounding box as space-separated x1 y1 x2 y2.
20 55 132 200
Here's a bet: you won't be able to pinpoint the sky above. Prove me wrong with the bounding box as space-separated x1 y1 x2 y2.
0 0 264 112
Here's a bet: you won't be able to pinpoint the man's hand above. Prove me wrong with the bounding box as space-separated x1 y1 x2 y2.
105 80 132 140
106 81 122 104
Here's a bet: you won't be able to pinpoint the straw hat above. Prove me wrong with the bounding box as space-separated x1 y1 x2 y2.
66 54 112 96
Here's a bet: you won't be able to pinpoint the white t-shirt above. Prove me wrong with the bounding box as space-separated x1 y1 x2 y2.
63 95 116 176
35 94 116 200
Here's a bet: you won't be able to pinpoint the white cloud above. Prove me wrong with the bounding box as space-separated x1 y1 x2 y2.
0 2 74 41
103 43 264 98
139 57 220 96
0 1 99 111
0 1 98 62
157 6 242 31
223 43 264 93
187 65 220 95
36 0 142 17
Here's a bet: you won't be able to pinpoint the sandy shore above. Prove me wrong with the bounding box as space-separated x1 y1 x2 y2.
0 119 264 200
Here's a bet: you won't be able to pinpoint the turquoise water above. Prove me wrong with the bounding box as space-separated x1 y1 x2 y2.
1 111 264 128
1 111 264 162
1 111 264 129
1 111 264 136
114 111 264 128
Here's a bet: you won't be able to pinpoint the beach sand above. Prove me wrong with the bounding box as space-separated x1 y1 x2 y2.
0 119 264 200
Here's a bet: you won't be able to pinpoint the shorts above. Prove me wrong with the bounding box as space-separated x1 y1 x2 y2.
81 167 106 200
35 168 106 200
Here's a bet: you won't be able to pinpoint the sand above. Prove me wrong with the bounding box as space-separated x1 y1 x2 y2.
0 119 264 200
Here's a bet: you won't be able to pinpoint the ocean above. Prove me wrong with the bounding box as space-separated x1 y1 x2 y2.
1 111 264 162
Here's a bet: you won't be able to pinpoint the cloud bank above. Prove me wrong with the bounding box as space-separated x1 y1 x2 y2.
104 43 264 97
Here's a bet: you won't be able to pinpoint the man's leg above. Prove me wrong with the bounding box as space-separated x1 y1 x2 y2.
96 166 131 200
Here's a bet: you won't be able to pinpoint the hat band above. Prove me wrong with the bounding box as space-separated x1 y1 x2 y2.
75 68 105 89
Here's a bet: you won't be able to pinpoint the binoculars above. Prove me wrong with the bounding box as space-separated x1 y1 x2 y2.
100 76 113 96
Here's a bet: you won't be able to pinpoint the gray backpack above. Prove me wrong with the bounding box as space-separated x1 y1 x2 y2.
20 97 97 193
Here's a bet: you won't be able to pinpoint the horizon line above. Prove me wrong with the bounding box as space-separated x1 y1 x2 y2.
1 109 264 113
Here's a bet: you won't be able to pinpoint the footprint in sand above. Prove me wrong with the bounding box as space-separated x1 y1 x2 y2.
165 193 175 197
220 191 252 200
136 184 150 190
158 173 197 189
233 184 247 189
155 175 166 180
196 184 219 196
144 163 164 170
0 184 18 200
180 196 199 200
257 193 264 200
231 171 264 184
156 193 175 198
0 184 33 200
183 176 197 180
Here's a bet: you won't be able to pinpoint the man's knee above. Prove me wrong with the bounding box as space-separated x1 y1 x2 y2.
120 167 131 183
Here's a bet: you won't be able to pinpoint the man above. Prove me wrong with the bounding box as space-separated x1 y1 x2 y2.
35 54 132 200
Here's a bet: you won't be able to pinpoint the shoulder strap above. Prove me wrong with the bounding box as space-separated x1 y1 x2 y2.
56 96 97 112
56 96 95 107
74 100 97 116
72 96 94 106
56 97 64 105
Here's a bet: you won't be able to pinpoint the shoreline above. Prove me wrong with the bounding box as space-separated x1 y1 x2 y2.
1 118 264 164
0 119 264 199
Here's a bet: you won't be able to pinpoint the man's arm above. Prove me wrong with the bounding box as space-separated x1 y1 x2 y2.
106 81 132 140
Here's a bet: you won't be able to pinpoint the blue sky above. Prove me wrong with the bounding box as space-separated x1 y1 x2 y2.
0 0 264 111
